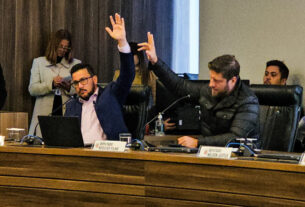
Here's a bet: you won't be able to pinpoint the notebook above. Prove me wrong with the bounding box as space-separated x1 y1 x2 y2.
38 116 84 147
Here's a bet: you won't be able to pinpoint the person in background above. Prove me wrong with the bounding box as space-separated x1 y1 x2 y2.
64 13 135 145
263 60 289 85
0 64 7 109
138 32 260 148
28 29 81 137
113 42 175 131
113 42 157 102
262 60 304 152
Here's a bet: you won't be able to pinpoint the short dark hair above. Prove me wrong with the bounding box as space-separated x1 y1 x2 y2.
70 63 96 76
266 60 289 80
208 55 240 80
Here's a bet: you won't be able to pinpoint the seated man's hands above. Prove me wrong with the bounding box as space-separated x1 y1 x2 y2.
138 32 158 64
178 136 198 148
164 118 176 131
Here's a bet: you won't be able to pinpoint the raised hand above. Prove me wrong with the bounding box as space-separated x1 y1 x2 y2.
138 32 158 64
105 13 127 47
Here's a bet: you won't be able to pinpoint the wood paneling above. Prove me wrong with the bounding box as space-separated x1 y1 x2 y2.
0 186 145 207
0 112 28 137
0 146 304 206
0 0 174 125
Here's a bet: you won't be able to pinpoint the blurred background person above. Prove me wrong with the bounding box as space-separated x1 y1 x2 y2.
113 42 157 103
263 60 289 85
113 42 175 131
28 29 81 137
0 64 7 110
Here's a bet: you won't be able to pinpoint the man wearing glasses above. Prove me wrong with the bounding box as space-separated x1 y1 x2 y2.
64 13 135 145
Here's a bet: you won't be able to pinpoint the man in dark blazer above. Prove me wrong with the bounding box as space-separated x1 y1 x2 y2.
64 13 135 145
0 64 7 109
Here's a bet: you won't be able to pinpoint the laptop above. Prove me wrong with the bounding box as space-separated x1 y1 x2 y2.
256 153 301 161
38 116 84 147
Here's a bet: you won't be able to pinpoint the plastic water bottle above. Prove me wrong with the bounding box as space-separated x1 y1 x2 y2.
155 113 164 136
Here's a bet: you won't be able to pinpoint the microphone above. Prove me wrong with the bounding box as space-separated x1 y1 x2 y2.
48 94 78 116
145 94 191 126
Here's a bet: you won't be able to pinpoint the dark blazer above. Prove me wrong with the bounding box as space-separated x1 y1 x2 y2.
150 59 260 147
0 64 7 109
65 52 135 140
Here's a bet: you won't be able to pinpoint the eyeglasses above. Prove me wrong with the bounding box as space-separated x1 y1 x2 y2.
58 45 71 51
72 76 93 88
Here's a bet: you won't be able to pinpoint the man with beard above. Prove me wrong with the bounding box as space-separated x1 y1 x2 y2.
263 60 289 85
64 13 135 145
138 32 260 148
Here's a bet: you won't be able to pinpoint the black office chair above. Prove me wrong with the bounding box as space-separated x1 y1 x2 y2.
98 83 152 140
250 84 303 152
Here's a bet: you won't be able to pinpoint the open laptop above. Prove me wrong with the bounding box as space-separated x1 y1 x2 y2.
38 116 85 147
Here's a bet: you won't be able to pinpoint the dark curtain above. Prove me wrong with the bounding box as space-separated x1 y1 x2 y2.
0 0 174 120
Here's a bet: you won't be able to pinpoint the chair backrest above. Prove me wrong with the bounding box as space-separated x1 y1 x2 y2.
250 84 303 152
98 83 152 140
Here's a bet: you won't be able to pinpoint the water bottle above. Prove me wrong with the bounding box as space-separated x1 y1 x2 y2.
155 113 164 136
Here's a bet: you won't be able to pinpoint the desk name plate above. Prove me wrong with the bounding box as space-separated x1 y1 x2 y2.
92 140 126 152
198 146 233 159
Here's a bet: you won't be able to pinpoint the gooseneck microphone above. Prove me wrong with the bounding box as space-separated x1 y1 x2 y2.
145 94 191 126
48 94 78 116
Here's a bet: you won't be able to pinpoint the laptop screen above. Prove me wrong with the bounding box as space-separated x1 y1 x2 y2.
38 116 84 147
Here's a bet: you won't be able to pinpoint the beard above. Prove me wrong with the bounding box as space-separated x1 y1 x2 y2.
78 84 96 101
211 84 230 99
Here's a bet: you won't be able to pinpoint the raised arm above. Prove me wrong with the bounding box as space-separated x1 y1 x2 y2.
138 32 202 99
105 13 135 104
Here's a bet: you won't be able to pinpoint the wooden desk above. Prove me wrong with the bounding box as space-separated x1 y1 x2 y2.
0 145 304 206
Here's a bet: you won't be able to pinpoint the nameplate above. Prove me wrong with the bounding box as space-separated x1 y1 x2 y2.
198 146 233 159
92 140 126 152
0 136 4 146
299 153 305 165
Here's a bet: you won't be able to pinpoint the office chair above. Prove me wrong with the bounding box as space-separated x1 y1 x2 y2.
250 84 303 152
99 83 152 140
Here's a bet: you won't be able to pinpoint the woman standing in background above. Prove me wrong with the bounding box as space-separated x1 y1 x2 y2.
113 42 157 103
28 29 81 137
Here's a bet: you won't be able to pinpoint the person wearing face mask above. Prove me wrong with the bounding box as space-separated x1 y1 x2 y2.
28 29 81 137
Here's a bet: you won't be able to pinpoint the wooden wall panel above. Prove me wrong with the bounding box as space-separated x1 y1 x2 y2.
0 0 174 131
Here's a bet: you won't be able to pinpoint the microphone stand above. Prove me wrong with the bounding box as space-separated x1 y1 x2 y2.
32 94 77 137
49 94 77 116
145 94 191 126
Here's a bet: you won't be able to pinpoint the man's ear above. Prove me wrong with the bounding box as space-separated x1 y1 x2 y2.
230 76 238 84
280 78 287 85
93 75 98 84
